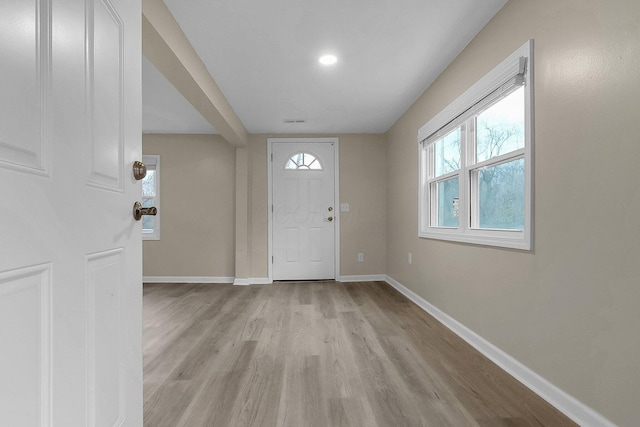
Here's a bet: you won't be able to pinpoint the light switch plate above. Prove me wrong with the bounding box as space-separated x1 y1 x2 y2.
340 203 350 212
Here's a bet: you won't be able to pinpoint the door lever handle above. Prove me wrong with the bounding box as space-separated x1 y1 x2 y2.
324 216 333 222
133 201 157 221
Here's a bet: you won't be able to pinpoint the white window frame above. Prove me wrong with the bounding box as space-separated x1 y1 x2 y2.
142 154 160 241
418 40 534 250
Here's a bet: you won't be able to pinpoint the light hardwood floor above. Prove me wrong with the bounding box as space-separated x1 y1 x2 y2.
143 281 576 427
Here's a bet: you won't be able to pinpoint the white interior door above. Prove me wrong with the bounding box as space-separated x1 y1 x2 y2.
271 140 337 280
0 0 142 425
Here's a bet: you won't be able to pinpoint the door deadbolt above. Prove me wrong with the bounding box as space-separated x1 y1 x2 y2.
133 201 157 221
133 161 147 180
328 207 333 211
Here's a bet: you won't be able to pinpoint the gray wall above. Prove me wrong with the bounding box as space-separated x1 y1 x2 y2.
386 0 640 425
143 134 236 278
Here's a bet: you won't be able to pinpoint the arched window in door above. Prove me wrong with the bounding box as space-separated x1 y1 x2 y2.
285 152 323 170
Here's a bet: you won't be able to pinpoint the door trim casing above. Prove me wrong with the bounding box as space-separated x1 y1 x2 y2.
267 137 340 282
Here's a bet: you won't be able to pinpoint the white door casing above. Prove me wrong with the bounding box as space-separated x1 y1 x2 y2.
0 0 142 425
268 138 339 281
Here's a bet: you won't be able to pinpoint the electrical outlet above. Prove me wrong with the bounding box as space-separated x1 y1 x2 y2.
357 252 364 262
408 252 412 265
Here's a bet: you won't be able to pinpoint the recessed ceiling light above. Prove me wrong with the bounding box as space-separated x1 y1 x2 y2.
319 54 337 66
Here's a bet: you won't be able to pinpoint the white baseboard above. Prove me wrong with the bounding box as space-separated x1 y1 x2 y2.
143 276 273 286
384 275 616 427
231 275 385 284
143 276 234 284
233 277 272 286
338 274 387 282
250 277 273 285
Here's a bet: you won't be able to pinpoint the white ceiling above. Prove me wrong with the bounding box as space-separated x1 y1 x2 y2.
142 0 507 135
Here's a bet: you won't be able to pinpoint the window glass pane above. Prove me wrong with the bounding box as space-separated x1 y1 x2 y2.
141 170 155 197
478 158 524 230
476 86 524 163
434 128 461 177
285 152 322 170
290 154 299 169
285 159 297 169
142 215 154 232
433 176 459 227
305 154 321 169
142 198 154 232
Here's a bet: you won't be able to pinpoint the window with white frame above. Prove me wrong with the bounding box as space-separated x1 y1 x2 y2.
418 40 533 250
142 154 160 240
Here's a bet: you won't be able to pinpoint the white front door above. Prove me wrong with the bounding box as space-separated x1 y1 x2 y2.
0 0 142 425
270 139 338 280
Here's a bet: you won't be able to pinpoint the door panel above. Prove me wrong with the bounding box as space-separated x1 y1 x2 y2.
285 228 299 262
0 0 47 173
271 141 336 280
0 264 51 426
0 0 142 425
86 249 126 426
309 227 323 262
88 0 124 191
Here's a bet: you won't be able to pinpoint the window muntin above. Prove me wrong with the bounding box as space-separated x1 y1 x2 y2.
418 41 533 250
142 155 160 240
285 152 322 170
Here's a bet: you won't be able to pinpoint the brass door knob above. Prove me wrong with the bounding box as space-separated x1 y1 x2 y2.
133 201 157 221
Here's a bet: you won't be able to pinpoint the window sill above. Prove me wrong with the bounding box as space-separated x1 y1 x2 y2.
419 229 531 251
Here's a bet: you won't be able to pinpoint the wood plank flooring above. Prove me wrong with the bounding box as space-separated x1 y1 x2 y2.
143 281 576 427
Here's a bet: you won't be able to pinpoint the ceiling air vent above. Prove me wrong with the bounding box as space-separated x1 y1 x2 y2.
283 119 306 124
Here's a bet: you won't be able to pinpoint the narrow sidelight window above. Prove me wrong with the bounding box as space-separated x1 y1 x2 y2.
142 155 160 240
